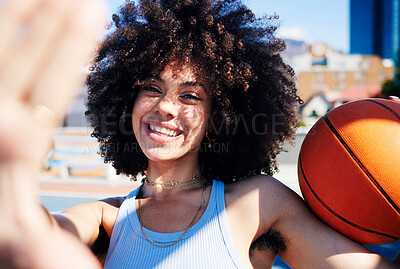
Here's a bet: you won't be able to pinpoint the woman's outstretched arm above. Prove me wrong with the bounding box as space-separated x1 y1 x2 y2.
0 0 107 268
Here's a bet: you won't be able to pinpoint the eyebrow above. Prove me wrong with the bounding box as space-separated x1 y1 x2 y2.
148 74 207 92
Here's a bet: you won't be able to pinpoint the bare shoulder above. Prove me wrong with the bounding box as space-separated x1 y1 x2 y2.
55 196 126 245
224 176 396 268
61 196 125 221
97 196 125 236
99 196 125 208
224 175 306 236
224 175 304 219
223 175 304 265
224 174 300 198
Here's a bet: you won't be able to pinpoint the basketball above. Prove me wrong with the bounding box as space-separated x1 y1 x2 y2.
298 98 400 245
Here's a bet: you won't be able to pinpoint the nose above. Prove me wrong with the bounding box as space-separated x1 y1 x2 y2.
153 95 179 120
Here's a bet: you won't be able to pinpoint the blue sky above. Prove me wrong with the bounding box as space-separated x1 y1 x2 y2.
106 0 349 52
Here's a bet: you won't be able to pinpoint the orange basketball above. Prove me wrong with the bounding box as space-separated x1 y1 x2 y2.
298 98 400 245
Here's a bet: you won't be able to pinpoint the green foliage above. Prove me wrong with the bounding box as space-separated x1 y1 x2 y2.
381 68 400 98
298 121 307 127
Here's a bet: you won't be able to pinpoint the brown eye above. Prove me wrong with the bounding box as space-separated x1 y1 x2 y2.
142 85 162 94
180 93 202 101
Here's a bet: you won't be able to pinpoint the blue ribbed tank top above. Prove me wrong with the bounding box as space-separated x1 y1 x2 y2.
104 180 246 268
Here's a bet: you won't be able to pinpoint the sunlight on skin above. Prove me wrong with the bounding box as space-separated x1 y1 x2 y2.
132 64 212 162
327 252 385 268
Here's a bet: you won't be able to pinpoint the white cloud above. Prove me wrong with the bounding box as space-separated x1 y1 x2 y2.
278 26 309 42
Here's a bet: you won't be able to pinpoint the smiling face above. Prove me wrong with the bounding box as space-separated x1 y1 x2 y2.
132 64 211 164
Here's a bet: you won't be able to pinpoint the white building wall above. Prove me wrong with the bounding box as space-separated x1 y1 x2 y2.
290 48 364 73
325 51 362 71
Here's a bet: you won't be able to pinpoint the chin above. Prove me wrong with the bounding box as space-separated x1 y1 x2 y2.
142 146 199 163
142 148 184 161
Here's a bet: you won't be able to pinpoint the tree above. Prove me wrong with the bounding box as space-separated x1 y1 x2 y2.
380 68 400 98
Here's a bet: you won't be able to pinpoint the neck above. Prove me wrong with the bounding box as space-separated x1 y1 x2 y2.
142 159 204 199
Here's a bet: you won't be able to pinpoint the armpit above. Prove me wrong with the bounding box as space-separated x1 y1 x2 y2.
90 224 109 265
250 229 287 254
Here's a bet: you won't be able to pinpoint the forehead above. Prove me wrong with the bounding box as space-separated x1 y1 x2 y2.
157 64 197 82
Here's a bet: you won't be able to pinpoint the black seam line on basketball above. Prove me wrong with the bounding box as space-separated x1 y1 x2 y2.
363 99 400 121
299 153 399 241
322 115 400 215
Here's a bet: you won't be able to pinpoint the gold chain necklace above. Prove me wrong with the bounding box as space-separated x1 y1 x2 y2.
144 174 204 190
138 185 207 247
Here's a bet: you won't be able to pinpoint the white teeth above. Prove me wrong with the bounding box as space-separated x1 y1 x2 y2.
149 124 178 137
152 125 161 132
167 129 175 136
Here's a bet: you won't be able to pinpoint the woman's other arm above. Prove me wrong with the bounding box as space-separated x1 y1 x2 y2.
254 176 398 268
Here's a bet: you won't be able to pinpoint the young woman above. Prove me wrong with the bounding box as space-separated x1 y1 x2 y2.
0 0 398 268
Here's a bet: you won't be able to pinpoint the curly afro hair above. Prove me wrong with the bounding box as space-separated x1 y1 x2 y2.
85 0 302 183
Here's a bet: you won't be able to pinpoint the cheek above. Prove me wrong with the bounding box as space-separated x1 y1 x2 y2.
131 111 140 132
132 100 144 136
184 107 208 133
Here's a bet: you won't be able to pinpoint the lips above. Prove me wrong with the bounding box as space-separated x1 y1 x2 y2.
149 124 180 137
145 122 183 140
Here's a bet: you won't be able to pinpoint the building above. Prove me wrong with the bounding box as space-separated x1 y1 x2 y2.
350 0 400 66
299 92 333 123
291 43 394 102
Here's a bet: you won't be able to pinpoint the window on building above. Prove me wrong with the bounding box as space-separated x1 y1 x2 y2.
379 71 393 81
335 82 347 90
378 71 385 81
335 72 346 80
354 72 367 80
312 82 326 90
309 110 319 118
313 72 325 80
356 81 367 87
361 60 371 69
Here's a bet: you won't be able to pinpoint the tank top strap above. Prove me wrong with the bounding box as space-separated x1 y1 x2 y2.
106 184 141 255
214 180 246 268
